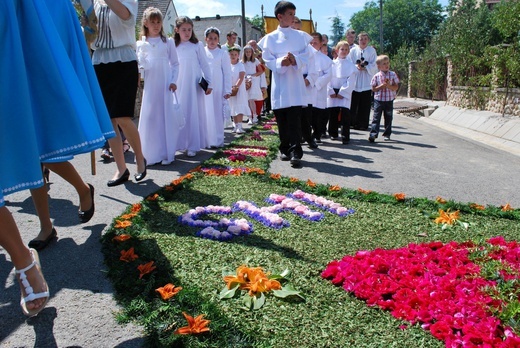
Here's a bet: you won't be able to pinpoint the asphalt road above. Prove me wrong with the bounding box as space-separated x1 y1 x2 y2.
1 112 519 347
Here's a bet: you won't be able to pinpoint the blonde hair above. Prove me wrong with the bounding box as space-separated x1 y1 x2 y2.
334 40 349 51
140 7 166 42
376 55 390 65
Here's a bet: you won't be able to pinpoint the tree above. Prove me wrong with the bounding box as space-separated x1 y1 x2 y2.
247 15 265 35
328 12 345 46
349 0 444 55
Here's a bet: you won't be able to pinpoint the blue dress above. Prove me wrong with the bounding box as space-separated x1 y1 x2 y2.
0 0 115 206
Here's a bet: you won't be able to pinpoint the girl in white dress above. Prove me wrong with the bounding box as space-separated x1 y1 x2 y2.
204 27 232 148
174 16 212 157
136 7 180 165
228 47 250 134
242 46 264 125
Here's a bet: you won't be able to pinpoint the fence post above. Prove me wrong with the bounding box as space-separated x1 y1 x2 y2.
407 61 415 98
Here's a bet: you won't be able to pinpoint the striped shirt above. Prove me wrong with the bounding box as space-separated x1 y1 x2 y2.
371 70 399 101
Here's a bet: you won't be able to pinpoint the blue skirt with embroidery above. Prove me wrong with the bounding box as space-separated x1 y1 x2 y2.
0 0 115 206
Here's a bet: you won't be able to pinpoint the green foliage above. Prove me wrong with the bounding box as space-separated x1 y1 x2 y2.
247 15 265 35
491 0 520 42
328 11 346 46
349 0 444 55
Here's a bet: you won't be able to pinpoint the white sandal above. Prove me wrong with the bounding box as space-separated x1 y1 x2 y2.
15 248 50 317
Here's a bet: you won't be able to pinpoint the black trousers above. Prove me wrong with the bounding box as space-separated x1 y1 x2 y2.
327 107 351 141
350 90 372 130
274 106 303 159
301 105 313 143
312 107 329 140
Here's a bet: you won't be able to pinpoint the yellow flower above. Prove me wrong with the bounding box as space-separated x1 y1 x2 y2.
112 234 132 242
120 247 138 262
270 173 281 180
306 179 316 188
115 220 132 229
155 283 183 300
470 203 485 210
138 261 156 279
357 188 372 194
174 312 210 335
393 193 406 201
436 196 447 204
434 209 460 225
329 185 341 191
501 203 514 211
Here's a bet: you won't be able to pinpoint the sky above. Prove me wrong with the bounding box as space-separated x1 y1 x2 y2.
173 0 450 38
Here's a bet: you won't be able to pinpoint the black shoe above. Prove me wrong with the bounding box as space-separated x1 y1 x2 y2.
330 136 339 141
78 184 95 223
280 154 290 161
134 159 147 182
107 169 130 187
28 228 57 251
315 138 322 144
368 136 375 143
308 140 318 149
342 138 350 145
290 157 301 167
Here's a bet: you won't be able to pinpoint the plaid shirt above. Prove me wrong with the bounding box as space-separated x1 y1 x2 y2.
371 70 399 101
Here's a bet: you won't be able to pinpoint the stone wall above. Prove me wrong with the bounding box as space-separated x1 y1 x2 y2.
447 86 520 117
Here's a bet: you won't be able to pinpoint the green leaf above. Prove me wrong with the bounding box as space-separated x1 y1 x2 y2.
273 284 305 300
219 284 238 299
252 292 265 310
243 293 253 310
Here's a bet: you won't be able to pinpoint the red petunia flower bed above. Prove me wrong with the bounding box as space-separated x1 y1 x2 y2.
322 237 520 347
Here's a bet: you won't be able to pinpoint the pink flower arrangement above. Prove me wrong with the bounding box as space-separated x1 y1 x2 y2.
322 238 520 347
289 190 355 216
227 154 247 162
223 148 268 158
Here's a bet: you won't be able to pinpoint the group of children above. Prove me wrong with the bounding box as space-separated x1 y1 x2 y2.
136 9 268 165
136 1 400 168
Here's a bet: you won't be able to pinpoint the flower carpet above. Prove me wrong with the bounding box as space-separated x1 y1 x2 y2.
101 120 520 347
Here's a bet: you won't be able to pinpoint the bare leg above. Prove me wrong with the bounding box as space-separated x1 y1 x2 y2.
44 162 91 212
30 185 54 241
0 206 48 312
111 117 146 178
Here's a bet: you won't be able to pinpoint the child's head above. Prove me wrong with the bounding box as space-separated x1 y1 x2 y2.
320 44 328 55
174 16 198 46
274 1 296 28
228 47 241 64
291 16 302 30
242 46 254 63
140 7 166 41
335 41 350 58
357 31 370 48
310 32 322 51
376 55 390 72
204 27 220 49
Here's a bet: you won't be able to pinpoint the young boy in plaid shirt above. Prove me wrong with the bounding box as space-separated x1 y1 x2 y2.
368 55 399 142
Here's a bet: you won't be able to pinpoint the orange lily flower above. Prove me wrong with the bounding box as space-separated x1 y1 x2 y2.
290 177 299 183
436 196 447 204
329 185 341 191
306 179 317 188
138 261 156 279
183 173 194 180
434 209 460 225
112 234 132 242
120 213 137 220
115 220 132 229
174 312 210 335
357 188 372 194
470 203 485 210
230 168 242 176
393 193 406 201
223 265 250 289
501 203 514 211
270 173 281 180
131 203 142 213
164 185 174 191
146 193 159 201
120 247 138 262
155 283 183 300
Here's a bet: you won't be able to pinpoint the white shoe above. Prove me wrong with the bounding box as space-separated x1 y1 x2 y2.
252 117 258 124
248 119 253 125
161 159 173 165
187 151 196 157
236 128 245 134
383 136 391 141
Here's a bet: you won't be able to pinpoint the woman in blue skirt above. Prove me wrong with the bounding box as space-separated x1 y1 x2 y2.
0 0 114 316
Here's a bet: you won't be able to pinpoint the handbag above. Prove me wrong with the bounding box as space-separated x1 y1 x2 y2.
171 92 185 129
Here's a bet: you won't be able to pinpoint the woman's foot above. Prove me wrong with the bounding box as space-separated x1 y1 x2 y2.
16 249 50 316
78 184 95 223
28 227 57 251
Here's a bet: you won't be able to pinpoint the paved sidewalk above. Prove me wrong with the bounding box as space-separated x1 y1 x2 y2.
1 107 520 347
